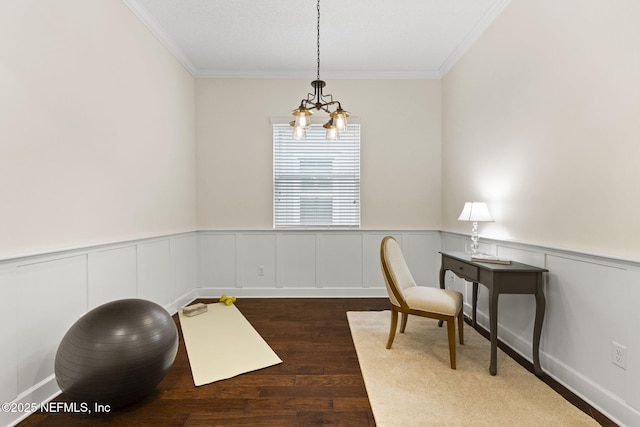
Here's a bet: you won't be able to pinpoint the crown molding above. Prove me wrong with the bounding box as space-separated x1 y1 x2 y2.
194 68 442 80
438 0 512 77
120 0 198 76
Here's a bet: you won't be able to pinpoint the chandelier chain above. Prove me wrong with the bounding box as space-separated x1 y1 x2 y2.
316 0 321 81
290 0 348 141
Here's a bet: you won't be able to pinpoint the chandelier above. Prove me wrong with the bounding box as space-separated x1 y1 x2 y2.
290 0 350 141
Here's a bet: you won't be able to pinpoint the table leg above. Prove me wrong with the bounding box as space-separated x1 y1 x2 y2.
438 266 446 328
533 274 546 377
489 288 499 375
472 282 478 327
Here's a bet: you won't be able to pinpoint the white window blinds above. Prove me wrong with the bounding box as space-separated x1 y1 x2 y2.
273 123 360 228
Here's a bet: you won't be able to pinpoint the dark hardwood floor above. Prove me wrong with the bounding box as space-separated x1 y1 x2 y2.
19 298 615 426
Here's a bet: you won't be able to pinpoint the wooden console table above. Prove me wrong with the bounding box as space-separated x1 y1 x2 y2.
439 251 548 376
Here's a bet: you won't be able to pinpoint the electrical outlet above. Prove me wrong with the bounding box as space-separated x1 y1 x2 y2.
257 265 264 276
612 342 626 370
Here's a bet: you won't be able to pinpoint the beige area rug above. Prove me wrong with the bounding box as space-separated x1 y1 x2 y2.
178 303 282 386
348 310 598 427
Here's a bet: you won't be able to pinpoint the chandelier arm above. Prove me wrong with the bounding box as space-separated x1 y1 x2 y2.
302 96 316 106
318 92 333 104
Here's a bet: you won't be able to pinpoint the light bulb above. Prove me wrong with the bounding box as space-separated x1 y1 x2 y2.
293 126 307 140
333 112 348 132
325 124 338 140
292 108 312 128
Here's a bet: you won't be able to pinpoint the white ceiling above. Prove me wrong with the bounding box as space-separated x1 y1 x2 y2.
121 0 511 79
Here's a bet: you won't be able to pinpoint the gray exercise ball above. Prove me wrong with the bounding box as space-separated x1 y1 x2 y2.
55 298 178 408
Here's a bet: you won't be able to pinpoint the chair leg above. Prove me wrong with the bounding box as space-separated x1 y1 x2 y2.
400 312 409 333
458 310 464 345
386 309 398 349
446 318 456 369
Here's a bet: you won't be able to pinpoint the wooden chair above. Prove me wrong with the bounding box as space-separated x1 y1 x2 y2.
380 236 464 369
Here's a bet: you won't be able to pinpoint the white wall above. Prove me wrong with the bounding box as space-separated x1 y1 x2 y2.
196 78 442 230
441 0 640 259
0 0 197 260
439 1 640 424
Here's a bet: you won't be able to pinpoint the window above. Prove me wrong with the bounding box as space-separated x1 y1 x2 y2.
273 122 360 228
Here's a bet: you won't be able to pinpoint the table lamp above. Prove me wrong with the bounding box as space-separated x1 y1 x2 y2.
458 202 494 253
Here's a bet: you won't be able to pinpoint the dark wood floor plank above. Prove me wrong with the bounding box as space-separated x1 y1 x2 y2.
17 297 613 426
185 412 296 426
294 374 365 387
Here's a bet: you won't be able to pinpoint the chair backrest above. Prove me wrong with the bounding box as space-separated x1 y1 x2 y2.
380 236 417 308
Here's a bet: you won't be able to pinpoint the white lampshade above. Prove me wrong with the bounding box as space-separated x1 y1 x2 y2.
458 202 494 222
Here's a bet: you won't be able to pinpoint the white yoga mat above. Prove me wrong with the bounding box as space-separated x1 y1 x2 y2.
178 303 282 386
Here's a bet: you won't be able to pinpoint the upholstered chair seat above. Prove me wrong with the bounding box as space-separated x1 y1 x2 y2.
403 286 463 316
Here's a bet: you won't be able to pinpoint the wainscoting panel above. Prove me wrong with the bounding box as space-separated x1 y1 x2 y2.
137 239 172 306
627 268 640 414
16 255 88 393
441 232 465 253
238 233 276 288
317 233 363 288
406 232 442 287
195 230 441 297
170 234 197 304
276 233 317 288
0 268 18 404
0 232 197 427
88 245 138 310
197 233 237 288
442 231 640 427
544 255 629 401
4 230 640 426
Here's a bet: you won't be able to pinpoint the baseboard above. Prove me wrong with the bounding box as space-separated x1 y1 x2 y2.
2 375 61 427
542 351 635 427
167 289 199 314
195 287 388 299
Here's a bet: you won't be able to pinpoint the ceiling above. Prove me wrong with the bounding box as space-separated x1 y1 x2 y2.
121 0 511 79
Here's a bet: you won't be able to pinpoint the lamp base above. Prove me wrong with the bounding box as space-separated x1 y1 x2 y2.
470 221 480 253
